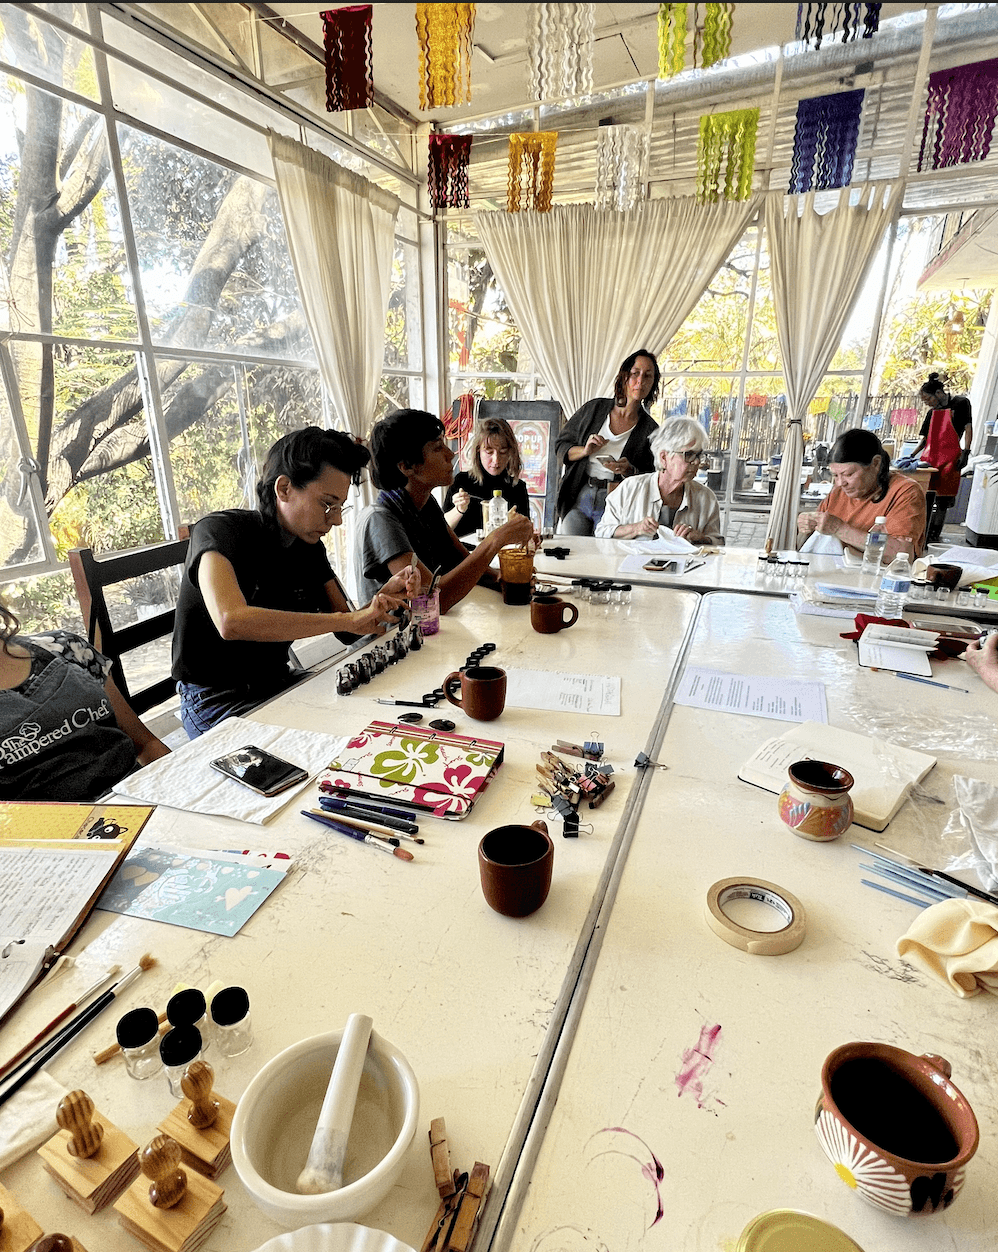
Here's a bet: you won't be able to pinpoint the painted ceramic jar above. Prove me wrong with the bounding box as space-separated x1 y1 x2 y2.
777 759 854 841
815 1042 979 1217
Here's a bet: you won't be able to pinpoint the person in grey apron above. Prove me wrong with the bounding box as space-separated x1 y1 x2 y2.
0 602 168 800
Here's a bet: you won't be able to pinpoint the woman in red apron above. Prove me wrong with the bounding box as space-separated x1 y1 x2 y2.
911 372 973 542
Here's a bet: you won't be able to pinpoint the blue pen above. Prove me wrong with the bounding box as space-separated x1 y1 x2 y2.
318 796 421 834
896 673 969 693
860 878 930 908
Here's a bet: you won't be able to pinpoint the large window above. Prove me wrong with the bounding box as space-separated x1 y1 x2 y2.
0 3 424 629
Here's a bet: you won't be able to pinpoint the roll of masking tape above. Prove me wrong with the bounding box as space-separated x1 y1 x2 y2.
705 877 806 956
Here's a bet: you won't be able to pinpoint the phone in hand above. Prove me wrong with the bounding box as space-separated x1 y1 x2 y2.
209 745 309 796
596 456 614 466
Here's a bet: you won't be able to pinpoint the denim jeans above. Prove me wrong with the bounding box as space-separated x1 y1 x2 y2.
178 677 300 739
558 481 609 536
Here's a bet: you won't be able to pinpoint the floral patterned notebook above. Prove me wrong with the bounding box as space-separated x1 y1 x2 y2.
323 720 504 819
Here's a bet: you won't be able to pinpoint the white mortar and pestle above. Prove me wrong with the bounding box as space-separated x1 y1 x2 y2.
231 1015 419 1227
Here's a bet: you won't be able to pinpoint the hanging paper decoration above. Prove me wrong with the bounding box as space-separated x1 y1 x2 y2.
700 3 733 69
789 89 864 193
594 125 648 211
320 6 374 112
658 4 733 80
416 3 475 109
428 134 473 209
507 132 558 212
795 4 881 50
657 4 688 79
917 57 998 172
526 3 595 101
696 108 758 204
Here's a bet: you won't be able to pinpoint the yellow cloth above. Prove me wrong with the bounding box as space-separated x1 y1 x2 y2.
897 898 998 998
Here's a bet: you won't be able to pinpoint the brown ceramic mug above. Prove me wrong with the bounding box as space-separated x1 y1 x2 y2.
443 665 506 721
925 563 962 590
478 820 554 917
530 594 579 634
815 1042 979 1217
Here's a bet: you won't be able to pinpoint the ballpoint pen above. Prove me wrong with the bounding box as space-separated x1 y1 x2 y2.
895 673 969 693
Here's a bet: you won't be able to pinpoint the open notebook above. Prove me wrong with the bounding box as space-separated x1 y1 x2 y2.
738 721 936 833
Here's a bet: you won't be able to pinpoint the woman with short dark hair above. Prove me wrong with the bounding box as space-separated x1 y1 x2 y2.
172 425 413 738
554 350 661 536
797 428 926 559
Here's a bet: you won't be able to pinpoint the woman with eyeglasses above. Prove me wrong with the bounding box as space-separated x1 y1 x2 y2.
595 418 724 544
554 349 661 536
172 426 417 739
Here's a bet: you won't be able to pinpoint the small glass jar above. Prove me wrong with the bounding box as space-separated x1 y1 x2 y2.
167 988 210 1054
935 585 951 603
160 1025 202 1097
612 583 632 606
956 586 971 607
909 579 927 601
116 1006 162 1081
974 587 993 610
211 986 253 1058
590 581 611 605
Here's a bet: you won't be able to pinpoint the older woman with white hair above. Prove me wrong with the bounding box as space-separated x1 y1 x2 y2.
595 417 724 544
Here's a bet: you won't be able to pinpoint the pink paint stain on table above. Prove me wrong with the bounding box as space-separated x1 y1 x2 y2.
675 1022 722 1107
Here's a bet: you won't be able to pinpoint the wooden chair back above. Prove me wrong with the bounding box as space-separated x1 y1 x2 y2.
68 530 190 716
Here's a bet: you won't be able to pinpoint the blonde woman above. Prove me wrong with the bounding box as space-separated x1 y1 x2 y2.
443 416 530 536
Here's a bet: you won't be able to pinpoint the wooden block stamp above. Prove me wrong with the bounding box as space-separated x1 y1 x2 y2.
37 1092 139 1214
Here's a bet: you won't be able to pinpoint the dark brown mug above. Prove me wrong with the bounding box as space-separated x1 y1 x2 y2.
925 563 962 590
443 665 506 721
478 820 554 917
530 595 579 634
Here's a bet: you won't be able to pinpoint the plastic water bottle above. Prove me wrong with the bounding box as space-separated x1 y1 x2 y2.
861 516 888 575
487 490 508 535
875 554 911 620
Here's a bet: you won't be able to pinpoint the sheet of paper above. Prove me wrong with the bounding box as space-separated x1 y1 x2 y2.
674 668 828 723
99 846 289 936
0 847 120 1019
504 668 621 716
857 640 933 675
933 545 998 567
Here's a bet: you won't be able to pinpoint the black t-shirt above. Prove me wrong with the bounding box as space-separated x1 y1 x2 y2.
919 395 972 439
171 510 334 694
443 471 531 536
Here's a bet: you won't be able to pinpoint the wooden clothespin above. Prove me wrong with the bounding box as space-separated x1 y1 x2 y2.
552 740 587 760
420 1121 491 1252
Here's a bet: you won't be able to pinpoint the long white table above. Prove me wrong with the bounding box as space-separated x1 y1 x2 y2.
497 593 998 1252
0 586 698 1252
534 536 998 622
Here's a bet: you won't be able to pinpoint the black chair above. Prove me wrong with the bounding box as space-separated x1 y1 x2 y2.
68 530 189 716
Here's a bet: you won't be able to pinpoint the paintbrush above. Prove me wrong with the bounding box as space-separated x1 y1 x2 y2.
874 843 998 906
0 964 121 1082
0 954 157 1107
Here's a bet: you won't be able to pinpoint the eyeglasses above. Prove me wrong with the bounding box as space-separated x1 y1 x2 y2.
675 450 709 464
321 502 352 518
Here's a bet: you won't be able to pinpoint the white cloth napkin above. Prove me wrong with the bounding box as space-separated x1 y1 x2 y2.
630 527 698 555
0 1070 68 1169
799 530 845 555
897 898 998 998
112 717 348 825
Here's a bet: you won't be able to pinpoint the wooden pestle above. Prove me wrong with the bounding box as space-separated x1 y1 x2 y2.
295 1013 373 1194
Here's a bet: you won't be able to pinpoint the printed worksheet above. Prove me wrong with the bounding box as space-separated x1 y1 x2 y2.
504 669 621 716
673 668 828 723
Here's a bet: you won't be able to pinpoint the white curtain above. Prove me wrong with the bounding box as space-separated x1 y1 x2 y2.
475 198 761 416
765 182 903 549
268 131 399 441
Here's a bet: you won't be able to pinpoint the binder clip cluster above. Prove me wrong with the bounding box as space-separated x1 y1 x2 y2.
533 748 614 837
336 619 423 696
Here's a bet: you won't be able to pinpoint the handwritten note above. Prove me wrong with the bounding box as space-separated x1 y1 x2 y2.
674 668 827 723
504 669 621 716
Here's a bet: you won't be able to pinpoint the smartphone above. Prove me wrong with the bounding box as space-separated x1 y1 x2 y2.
596 456 613 466
209 745 309 796
643 557 684 573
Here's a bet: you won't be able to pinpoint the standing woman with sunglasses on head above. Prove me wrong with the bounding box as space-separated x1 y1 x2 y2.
172 426 416 739
554 349 661 536
595 418 724 544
